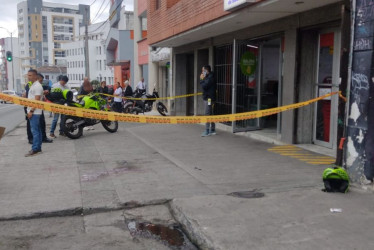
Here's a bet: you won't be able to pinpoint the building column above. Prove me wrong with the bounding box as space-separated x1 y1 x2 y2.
345 0 374 186
133 0 141 86
281 29 298 144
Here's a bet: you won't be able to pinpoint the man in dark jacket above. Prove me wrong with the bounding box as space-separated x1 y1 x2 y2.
199 65 217 137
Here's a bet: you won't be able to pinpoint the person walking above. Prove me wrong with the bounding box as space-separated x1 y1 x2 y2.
49 75 70 138
200 65 217 137
25 69 44 157
113 82 123 112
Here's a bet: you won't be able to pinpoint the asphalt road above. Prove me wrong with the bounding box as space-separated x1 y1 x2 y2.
0 103 25 136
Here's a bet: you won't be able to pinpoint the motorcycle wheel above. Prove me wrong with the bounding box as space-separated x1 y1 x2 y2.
63 116 83 139
101 120 118 133
123 102 133 113
157 102 168 116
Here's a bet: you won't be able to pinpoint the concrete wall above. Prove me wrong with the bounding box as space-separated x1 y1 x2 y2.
296 30 319 144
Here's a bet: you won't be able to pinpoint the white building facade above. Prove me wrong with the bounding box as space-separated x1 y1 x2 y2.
63 22 113 88
17 0 90 80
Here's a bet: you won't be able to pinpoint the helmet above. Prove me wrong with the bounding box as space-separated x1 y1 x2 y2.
322 167 349 193
62 89 73 102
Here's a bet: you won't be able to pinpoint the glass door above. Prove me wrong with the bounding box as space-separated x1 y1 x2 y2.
313 30 340 148
233 38 282 133
234 40 261 131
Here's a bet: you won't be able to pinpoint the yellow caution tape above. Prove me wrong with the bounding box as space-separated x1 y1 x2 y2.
0 92 341 124
78 92 202 101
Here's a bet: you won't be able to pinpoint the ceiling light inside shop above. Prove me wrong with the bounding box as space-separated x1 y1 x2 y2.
247 45 258 49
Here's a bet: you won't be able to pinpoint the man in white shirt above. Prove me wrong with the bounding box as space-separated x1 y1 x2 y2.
25 69 44 157
113 82 123 112
136 77 146 95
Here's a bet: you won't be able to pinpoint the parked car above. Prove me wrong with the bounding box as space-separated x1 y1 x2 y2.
0 90 17 104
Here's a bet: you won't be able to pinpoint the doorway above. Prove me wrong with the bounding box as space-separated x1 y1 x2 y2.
313 30 340 149
234 37 283 133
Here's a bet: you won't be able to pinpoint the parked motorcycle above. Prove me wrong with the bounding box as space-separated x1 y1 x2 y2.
123 88 168 116
48 90 118 139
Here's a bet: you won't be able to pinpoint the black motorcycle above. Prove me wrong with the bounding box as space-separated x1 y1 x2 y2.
123 88 168 116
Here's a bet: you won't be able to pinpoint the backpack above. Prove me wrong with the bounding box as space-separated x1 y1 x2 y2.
322 167 349 193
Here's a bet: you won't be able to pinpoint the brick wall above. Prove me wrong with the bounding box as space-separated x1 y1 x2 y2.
147 0 229 45
139 0 148 16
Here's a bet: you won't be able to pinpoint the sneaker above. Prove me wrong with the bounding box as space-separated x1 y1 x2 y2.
83 127 90 131
25 150 42 157
59 132 65 136
201 131 210 137
42 138 53 143
88 126 94 130
50 133 56 138
210 131 217 135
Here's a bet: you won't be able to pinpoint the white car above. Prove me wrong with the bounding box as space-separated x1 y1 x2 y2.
0 90 17 104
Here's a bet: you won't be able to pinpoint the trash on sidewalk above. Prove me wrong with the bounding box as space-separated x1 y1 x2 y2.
330 208 343 213
0 126 5 141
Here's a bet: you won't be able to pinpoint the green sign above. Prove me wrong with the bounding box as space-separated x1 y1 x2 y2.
240 51 256 76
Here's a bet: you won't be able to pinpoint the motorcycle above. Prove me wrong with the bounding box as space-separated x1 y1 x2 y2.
123 87 168 116
48 90 118 139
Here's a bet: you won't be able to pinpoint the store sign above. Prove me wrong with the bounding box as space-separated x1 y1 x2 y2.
224 0 259 11
240 51 257 76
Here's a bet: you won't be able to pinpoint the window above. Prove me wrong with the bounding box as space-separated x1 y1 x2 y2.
155 0 161 10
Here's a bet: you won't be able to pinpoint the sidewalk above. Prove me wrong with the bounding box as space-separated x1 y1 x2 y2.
0 116 373 249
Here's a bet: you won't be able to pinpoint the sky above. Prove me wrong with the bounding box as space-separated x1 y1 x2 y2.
0 0 134 38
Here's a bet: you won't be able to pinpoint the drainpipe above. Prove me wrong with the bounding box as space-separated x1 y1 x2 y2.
345 0 374 187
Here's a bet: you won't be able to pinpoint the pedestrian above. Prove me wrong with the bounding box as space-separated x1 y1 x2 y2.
113 82 123 112
37 73 53 143
98 81 108 94
136 77 146 95
49 75 70 138
23 78 53 144
200 65 217 137
123 80 133 97
25 69 44 157
79 77 93 95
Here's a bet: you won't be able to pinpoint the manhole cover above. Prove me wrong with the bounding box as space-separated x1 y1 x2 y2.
227 190 265 199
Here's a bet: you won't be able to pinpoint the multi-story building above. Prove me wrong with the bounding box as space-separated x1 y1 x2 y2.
0 37 21 92
17 0 90 80
134 0 149 89
105 0 134 87
63 21 114 88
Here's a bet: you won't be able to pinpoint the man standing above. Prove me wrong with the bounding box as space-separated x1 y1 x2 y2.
49 75 70 137
25 69 44 157
136 77 146 95
200 65 217 137
123 80 133 97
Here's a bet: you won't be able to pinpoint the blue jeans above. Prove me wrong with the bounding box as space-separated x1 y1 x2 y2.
30 114 42 152
50 113 65 134
204 100 215 132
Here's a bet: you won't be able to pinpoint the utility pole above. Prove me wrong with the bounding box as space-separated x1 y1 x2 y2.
84 6 90 77
10 32 14 91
